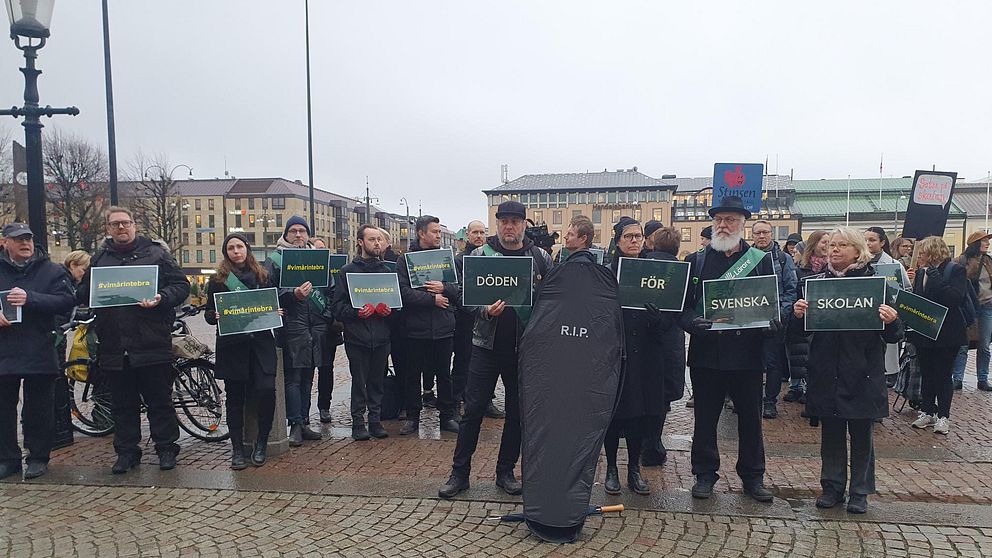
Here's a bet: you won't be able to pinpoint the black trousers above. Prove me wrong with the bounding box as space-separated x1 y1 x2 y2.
345 343 390 426
390 336 413 411
689 367 766 485
918 346 957 419
284 367 315 426
317 344 339 411
451 314 474 403
406 337 456 420
605 416 652 468
110 362 180 458
762 339 787 403
224 354 276 444
451 345 521 478
820 417 876 497
640 411 668 459
0 375 55 465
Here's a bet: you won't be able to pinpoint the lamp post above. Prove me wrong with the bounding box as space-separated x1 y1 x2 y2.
1 0 78 250
399 197 411 251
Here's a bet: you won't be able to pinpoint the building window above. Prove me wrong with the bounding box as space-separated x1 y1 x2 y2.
182 250 189 263
209 250 216 263
182 233 188 245
578 193 587 204
680 228 691 241
272 197 286 209
777 226 789 241
611 210 621 224
275 214 283 227
235 215 242 228
196 233 202 245
249 214 256 226
568 193 577 204
572 209 582 219
248 198 255 210
594 230 602 244
246 233 256 245
653 208 664 221
553 211 562 225
196 250 203 263
194 199 201 210
208 198 215 211
182 215 188 229
208 215 215 228
649 191 658 202
533 210 544 224
639 192 648 202
592 208 602 223
209 233 216 245
235 199 241 210
262 198 269 210
265 232 280 246
195 214 202 227
618 192 627 203
633 209 641 221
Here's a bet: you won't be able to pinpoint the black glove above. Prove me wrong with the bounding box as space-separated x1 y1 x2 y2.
763 318 782 338
690 316 713 333
644 302 663 319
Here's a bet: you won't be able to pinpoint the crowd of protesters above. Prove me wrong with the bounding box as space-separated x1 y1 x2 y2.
0 198 983 516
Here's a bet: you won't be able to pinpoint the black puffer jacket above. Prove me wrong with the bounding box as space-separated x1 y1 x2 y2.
77 237 191 370
204 267 278 382
646 250 687 404
784 265 823 380
397 245 460 340
0 245 75 376
908 259 968 348
331 256 393 348
793 264 904 420
263 245 336 369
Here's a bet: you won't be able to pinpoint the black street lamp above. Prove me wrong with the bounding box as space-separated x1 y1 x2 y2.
1 0 78 250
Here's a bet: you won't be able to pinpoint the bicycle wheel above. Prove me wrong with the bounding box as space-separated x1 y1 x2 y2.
174 359 229 442
65 360 115 437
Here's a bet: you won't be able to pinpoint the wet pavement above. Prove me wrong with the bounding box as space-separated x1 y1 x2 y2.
3 318 992 556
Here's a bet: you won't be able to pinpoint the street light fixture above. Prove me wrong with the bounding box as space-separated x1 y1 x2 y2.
399 197 411 251
1 0 79 250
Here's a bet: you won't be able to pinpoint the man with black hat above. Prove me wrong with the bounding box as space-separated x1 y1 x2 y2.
680 196 777 503
77 207 191 474
263 215 334 446
0 224 75 480
439 200 552 499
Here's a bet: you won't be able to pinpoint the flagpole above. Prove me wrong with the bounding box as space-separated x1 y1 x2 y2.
846 174 851 226
985 171 990 231
879 153 884 207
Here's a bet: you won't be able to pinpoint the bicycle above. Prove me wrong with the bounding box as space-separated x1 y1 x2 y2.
62 304 229 442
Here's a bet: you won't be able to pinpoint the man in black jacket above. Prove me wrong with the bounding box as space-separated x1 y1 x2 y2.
439 201 553 499
77 207 191 474
0 224 75 480
331 225 393 441
680 196 776 503
397 216 461 435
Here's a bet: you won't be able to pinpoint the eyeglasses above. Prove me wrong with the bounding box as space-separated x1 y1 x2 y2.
753 229 772 235
622 233 644 241
9 236 33 243
713 217 741 225
288 228 308 235
107 220 133 229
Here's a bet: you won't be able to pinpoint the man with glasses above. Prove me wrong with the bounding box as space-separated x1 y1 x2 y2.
680 196 777 503
77 207 191 474
751 221 798 419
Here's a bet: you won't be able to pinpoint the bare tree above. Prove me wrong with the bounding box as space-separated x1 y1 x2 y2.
0 126 13 221
125 151 186 255
43 129 110 251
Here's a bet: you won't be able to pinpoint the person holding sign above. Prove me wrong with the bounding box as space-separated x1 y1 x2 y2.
602 218 676 496
907 237 968 435
76 207 191 474
331 225 395 441
679 196 777 503
452 220 495 415
0 224 75 480
396 216 461 435
792 227 902 514
263 216 333 446
205 233 281 470
951 232 992 391
439 200 552 499
865 227 911 381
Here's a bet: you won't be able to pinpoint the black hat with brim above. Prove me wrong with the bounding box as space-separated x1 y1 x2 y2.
707 195 752 219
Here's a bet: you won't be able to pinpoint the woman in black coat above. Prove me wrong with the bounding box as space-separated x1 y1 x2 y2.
205 233 281 470
792 227 902 514
603 217 669 495
907 236 968 435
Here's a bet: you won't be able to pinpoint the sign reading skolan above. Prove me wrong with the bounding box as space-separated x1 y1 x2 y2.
712 163 764 215
902 170 957 239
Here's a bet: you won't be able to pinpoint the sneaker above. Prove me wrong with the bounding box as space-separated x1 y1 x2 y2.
815 491 845 509
934 417 949 435
762 401 778 419
301 425 322 441
911 412 935 429
743 483 774 503
979 381 992 392
846 494 868 514
23 461 48 480
438 474 469 499
319 409 333 423
691 478 715 499
422 391 438 408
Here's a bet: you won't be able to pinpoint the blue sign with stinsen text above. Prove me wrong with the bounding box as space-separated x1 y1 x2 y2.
713 163 764 215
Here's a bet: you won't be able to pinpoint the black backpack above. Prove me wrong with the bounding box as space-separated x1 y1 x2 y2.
944 261 979 327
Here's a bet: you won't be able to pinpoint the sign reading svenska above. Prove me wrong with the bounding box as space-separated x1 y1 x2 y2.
616 257 691 311
88 265 159 308
895 289 947 341
279 248 331 289
804 276 886 331
347 273 403 309
405 248 458 287
703 274 780 330
461 255 534 307
214 287 283 336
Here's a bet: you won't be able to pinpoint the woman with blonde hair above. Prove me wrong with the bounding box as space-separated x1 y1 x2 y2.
908 236 968 435
792 227 902 514
62 250 91 285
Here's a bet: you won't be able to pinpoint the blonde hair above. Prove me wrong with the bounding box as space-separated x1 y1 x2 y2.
915 236 951 266
63 250 91 268
830 227 872 266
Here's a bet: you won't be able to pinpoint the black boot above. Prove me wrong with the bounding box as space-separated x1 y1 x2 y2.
230 436 249 471
604 465 621 495
288 424 303 447
252 436 268 466
627 464 650 495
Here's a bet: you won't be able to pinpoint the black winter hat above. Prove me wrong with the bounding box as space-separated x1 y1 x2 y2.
283 215 311 239
643 220 663 238
701 226 712 240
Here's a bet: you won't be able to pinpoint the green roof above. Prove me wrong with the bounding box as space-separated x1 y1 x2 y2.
795 192 966 219
792 177 913 193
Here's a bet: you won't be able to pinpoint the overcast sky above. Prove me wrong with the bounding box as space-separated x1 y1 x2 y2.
1 1 990 229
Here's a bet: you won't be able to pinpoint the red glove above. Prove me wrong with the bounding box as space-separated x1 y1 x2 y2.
358 303 375 319
375 303 392 317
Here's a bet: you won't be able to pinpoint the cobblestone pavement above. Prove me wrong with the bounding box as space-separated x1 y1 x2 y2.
3 484 991 558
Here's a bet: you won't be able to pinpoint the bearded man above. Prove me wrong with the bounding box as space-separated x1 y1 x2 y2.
680 196 778 503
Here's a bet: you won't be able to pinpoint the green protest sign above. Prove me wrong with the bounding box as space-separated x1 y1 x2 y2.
278 249 330 288
405 248 458 287
89 265 159 308
214 287 283 337
0 290 22 323
616 257 691 311
462 255 534 307
875 263 904 304
895 289 947 341
559 247 606 265
328 254 349 288
804 276 886 331
347 273 403 309
381 260 398 272
703 275 780 330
